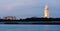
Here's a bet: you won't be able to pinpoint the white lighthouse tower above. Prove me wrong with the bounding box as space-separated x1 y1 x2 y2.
44 4 49 18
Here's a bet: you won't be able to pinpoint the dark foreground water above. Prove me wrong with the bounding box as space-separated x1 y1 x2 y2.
0 24 60 31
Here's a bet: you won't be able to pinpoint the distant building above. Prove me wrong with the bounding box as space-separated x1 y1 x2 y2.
4 16 16 20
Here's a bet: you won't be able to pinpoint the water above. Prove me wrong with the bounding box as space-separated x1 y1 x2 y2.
0 24 60 31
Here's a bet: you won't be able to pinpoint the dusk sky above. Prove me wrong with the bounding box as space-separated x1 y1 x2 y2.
0 0 60 18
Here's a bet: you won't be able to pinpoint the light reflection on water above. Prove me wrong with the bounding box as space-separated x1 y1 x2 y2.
0 24 60 31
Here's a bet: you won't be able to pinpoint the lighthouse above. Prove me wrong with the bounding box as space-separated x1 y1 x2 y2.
44 4 49 18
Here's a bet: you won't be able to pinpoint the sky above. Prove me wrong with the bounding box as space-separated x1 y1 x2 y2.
0 0 60 18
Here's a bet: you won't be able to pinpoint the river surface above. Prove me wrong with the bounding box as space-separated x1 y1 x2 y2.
0 24 60 31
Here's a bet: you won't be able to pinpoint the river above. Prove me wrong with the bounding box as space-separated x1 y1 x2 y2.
0 24 60 31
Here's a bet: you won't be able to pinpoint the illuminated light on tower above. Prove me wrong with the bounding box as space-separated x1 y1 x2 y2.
44 4 49 18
